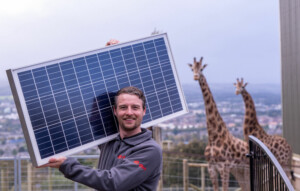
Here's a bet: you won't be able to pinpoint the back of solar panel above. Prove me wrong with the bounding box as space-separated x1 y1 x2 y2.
7 33 188 167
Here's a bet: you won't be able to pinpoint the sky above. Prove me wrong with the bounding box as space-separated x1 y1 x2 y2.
0 0 281 86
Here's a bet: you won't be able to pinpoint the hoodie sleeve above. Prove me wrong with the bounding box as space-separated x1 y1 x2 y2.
59 143 162 191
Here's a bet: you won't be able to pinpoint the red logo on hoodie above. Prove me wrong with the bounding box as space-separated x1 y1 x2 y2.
117 155 146 171
134 160 146 171
118 155 126 159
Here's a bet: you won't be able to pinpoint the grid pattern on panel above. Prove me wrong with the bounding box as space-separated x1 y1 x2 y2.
17 37 183 159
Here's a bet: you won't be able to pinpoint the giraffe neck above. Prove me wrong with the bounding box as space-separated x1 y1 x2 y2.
198 74 230 143
241 90 267 141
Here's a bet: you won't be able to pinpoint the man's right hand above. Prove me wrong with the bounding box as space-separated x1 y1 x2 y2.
106 39 119 46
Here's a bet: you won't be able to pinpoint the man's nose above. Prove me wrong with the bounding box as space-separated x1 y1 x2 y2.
125 108 133 115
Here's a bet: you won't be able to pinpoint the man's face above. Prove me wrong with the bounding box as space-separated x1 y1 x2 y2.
114 93 146 132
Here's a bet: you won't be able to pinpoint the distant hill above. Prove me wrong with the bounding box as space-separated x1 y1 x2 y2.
181 83 281 105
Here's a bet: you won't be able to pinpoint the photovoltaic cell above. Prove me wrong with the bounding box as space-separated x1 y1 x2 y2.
7 33 188 166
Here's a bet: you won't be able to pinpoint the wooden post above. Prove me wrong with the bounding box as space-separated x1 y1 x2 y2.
201 166 205 191
1 165 8 191
187 163 208 191
27 162 32 191
149 126 163 191
183 159 188 191
150 126 162 146
48 167 52 191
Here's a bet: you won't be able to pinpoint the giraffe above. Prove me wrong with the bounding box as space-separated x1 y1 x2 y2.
234 78 293 178
188 57 250 191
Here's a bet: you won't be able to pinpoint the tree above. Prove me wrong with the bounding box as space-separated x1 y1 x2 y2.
12 149 17 156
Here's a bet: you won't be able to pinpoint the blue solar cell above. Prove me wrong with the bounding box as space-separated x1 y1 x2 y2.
31 119 46 130
39 149 54 158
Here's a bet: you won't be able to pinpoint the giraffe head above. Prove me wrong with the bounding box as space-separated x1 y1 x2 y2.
233 78 248 95
188 57 207 80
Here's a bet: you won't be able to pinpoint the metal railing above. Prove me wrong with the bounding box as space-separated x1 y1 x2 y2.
5 146 293 191
0 155 99 191
1 155 226 191
248 135 294 191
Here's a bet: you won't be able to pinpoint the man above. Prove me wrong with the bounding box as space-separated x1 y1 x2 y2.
41 86 163 191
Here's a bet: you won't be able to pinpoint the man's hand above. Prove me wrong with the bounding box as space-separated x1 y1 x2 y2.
106 39 119 46
38 156 67 169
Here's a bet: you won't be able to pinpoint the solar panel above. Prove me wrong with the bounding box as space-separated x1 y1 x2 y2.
7 33 188 166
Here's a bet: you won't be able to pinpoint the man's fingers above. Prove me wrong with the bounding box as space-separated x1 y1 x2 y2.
36 157 66 168
106 39 119 46
49 158 59 163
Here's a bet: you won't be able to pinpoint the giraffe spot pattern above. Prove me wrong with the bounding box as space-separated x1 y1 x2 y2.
218 125 222 132
245 119 249 124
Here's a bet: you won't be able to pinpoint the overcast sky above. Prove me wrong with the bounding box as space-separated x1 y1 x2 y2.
0 0 280 85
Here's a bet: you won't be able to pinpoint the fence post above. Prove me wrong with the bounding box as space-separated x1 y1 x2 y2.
27 161 32 191
74 182 78 191
248 140 254 191
183 159 188 191
48 167 52 191
14 157 18 191
18 157 21 191
149 126 163 191
201 166 205 191
1 160 9 191
1 166 5 191
269 160 273 191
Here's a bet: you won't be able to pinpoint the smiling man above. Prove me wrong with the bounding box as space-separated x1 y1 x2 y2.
41 86 163 191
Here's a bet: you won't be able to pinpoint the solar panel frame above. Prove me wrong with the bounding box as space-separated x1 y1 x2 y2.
7 33 188 167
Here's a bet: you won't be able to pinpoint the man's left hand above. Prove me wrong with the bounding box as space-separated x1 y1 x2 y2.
38 157 67 169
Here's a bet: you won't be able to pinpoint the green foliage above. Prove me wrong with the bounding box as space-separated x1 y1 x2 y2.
0 149 4 155
18 146 26 152
12 149 17 156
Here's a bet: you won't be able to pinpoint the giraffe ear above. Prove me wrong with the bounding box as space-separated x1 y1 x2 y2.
244 82 248 88
202 64 207 69
188 63 193 68
233 83 236 86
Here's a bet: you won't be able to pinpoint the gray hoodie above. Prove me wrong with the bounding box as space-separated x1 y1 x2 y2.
59 129 162 191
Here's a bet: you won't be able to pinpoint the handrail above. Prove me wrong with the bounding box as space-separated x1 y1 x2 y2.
248 135 294 191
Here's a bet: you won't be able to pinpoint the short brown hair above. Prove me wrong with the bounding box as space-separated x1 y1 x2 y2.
114 86 146 109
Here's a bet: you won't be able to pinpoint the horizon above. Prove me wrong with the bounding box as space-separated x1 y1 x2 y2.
0 78 282 97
